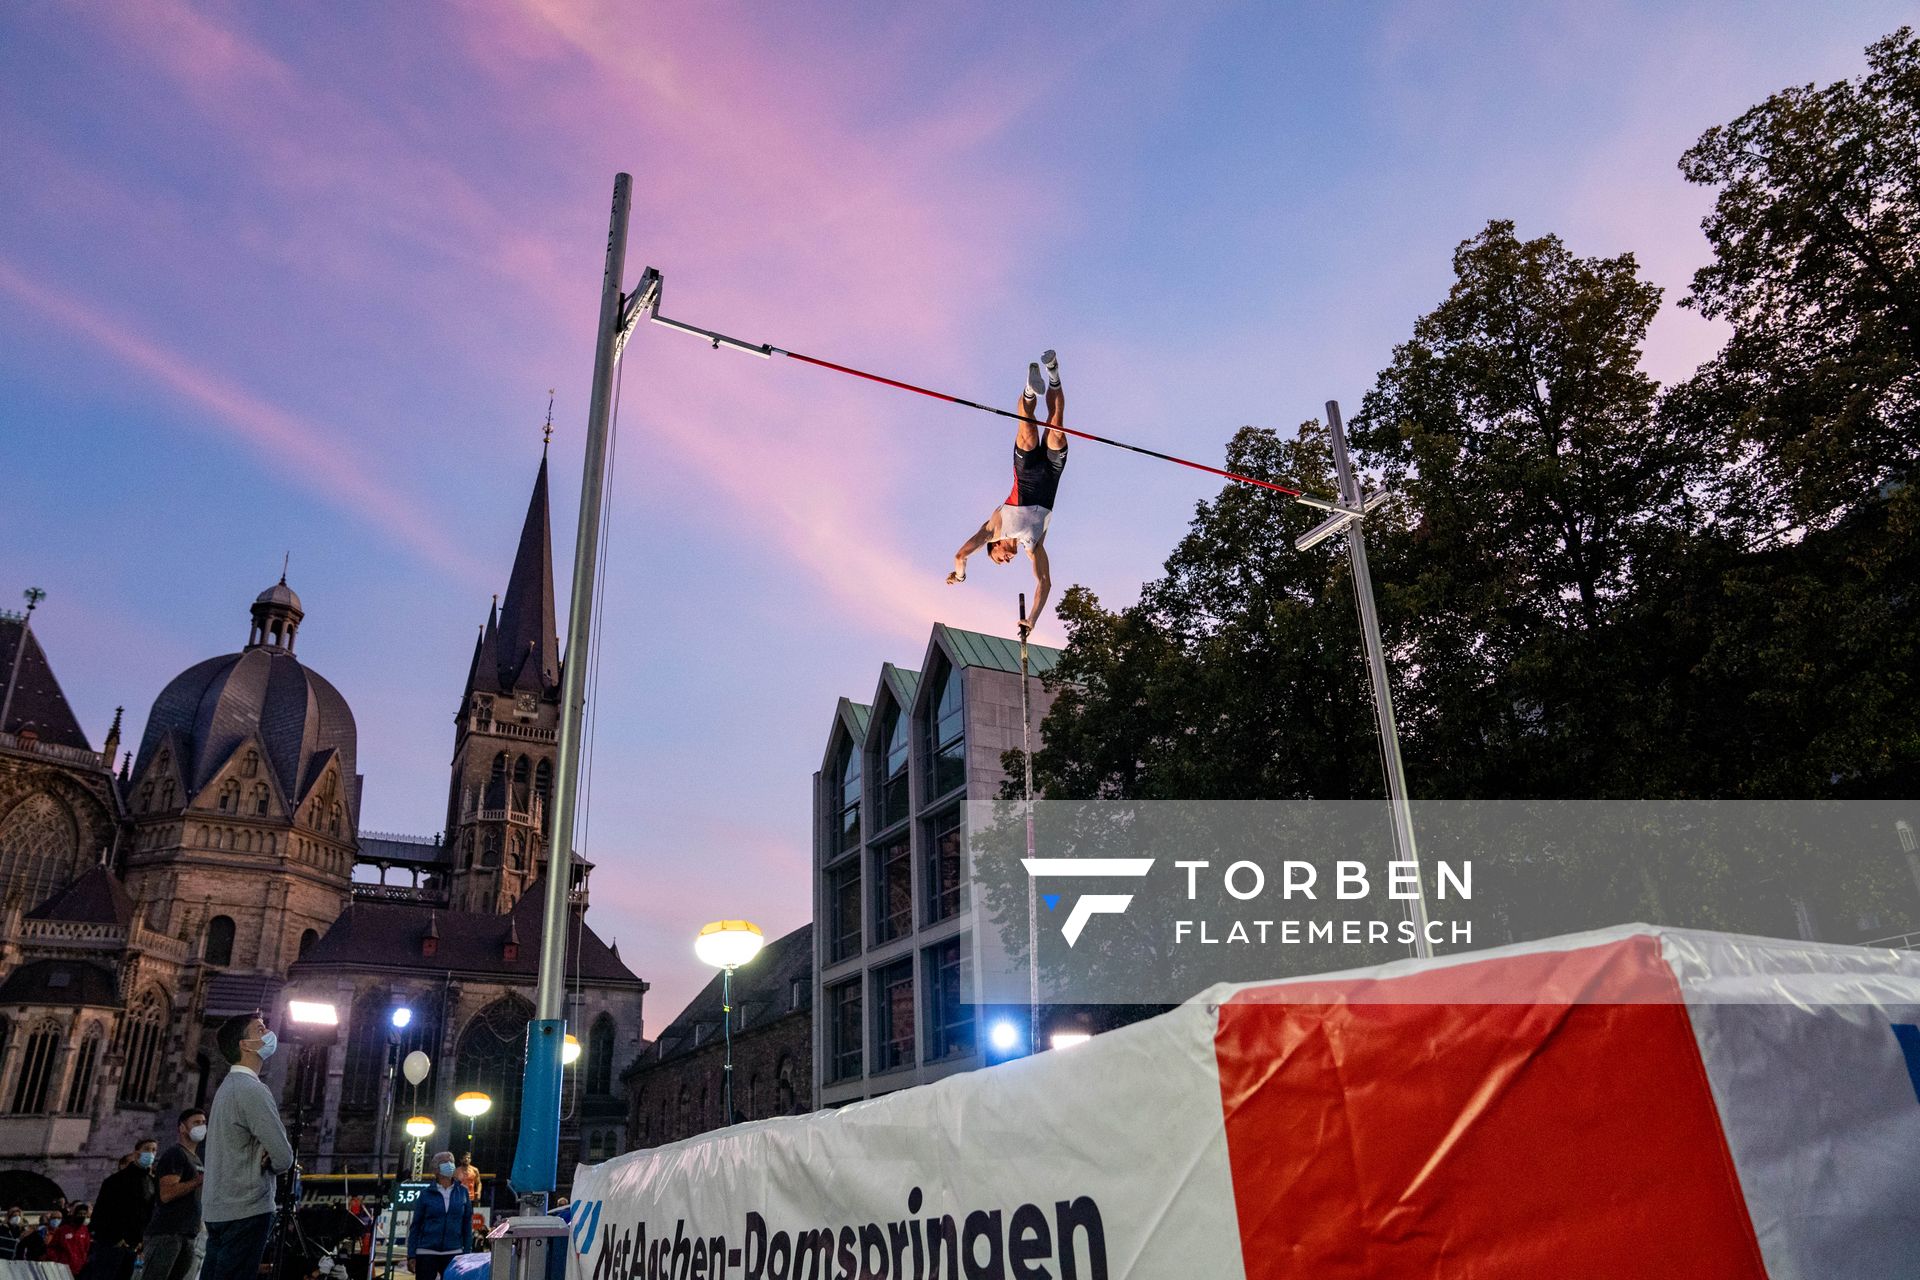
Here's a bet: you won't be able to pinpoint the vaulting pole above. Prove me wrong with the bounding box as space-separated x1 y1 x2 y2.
1019 592 1038 1049
510 172 631 1207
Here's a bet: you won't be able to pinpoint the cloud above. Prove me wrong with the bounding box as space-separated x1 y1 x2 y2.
0 256 490 585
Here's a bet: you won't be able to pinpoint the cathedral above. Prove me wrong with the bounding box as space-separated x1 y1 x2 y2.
0 452 647 1204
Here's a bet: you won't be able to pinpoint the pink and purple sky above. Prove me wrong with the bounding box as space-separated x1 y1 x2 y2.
2 0 1906 1025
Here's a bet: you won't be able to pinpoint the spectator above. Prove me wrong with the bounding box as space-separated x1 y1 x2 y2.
0 1208 28 1261
47 1202 92 1272
144 1109 208 1280
452 1154 479 1202
200 1014 294 1280
84 1141 159 1280
405 1151 470 1280
22 1210 57 1262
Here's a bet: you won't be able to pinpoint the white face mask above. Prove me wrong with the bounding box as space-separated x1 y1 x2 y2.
189 1124 208 1143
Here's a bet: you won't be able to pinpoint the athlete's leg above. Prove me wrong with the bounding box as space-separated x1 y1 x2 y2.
1016 364 1044 451
1043 352 1066 448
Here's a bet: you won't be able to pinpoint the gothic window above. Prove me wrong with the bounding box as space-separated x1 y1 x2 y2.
483 831 501 867
205 916 236 966
512 756 530 811
217 781 239 813
585 1015 615 1097
64 1029 101 1112
139 780 154 812
253 784 270 816
8 1021 60 1114
119 992 168 1106
487 753 508 809
299 929 318 957
454 997 531 1175
243 751 259 778
160 780 176 809
0 793 80 914
342 992 387 1109
534 760 552 833
776 1053 797 1114
330 803 343 837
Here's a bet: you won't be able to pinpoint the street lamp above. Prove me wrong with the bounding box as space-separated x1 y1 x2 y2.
695 920 764 1126
562 1034 582 1066
404 1116 435 1139
454 1090 492 1152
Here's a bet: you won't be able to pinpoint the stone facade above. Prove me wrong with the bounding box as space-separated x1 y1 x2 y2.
624 925 812 1148
0 451 646 1202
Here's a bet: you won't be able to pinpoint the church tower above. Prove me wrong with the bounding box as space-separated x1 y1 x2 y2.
446 453 563 913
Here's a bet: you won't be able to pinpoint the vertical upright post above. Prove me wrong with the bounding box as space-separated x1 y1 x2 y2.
1324 401 1432 958
1019 593 1038 1048
721 966 735 1125
511 172 632 1205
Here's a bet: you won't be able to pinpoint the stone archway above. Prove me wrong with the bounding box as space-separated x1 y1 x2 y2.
452 995 532 1188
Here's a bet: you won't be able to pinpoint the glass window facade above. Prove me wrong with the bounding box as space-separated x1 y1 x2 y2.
827 980 862 1082
872 834 911 944
871 958 915 1073
827 858 861 963
924 662 965 799
877 703 910 830
833 740 861 855
923 937 973 1061
924 807 963 924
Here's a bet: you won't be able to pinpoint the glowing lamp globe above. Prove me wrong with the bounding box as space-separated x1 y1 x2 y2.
694 920 765 970
989 1021 1020 1053
562 1034 582 1066
453 1091 493 1119
404 1116 435 1139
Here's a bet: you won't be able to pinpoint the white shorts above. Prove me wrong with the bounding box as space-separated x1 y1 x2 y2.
994 504 1052 549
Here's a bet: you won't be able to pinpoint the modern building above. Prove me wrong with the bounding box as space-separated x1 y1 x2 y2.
0 448 645 1201
811 625 1059 1108
623 924 813 1148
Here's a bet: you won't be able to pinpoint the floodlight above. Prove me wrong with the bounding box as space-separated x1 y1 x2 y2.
287 1000 339 1026
694 920 765 970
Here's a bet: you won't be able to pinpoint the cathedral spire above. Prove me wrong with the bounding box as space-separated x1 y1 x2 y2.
495 454 559 693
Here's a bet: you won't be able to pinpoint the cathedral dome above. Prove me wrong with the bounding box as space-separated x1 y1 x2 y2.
131 580 357 819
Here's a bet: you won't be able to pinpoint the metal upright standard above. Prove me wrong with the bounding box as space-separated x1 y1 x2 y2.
1019 592 1038 1049
1294 401 1432 956
509 173 633 1209
721 965 737 1122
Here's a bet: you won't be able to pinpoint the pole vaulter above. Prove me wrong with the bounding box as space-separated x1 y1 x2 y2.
503 175 1435 1250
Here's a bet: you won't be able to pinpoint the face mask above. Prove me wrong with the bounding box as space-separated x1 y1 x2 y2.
189 1125 208 1143
7 1217 20 1227
47 1220 61 1231
138 1152 155 1169
438 1163 456 1177
248 1030 278 1060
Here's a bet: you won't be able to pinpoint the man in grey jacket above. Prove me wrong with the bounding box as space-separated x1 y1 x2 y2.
200 1015 294 1280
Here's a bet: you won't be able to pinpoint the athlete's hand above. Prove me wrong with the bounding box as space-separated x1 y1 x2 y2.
946 568 966 585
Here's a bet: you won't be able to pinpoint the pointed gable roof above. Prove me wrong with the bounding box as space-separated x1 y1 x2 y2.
27 865 134 926
495 455 560 693
0 617 93 752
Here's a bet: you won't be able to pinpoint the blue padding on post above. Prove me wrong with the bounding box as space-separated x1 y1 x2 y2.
511 1019 566 1195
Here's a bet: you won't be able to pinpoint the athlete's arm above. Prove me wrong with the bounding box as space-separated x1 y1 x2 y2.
1024 544 1052 634
949 513 999 583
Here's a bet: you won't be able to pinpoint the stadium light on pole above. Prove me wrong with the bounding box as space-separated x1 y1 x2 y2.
696 920 765 1126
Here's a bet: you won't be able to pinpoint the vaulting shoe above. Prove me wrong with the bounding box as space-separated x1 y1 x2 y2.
1041 349 1060 388
1024 362 1047 405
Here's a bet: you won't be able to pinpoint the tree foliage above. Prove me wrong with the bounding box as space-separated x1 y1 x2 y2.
1676 26 1920 528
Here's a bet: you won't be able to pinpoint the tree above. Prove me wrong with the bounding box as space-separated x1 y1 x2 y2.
1675 26 1920 530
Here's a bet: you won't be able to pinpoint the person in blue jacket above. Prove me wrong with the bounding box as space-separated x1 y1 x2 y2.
407 1151 471 1280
